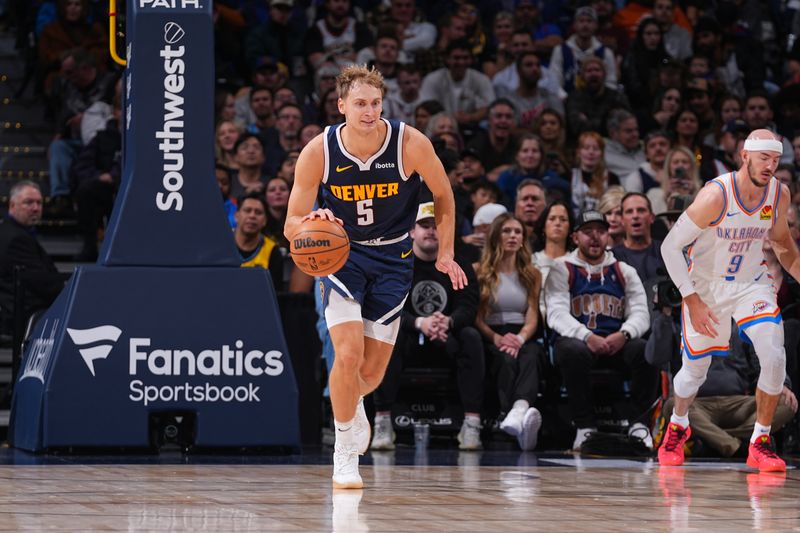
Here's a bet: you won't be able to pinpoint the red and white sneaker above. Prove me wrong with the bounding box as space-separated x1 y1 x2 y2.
658 423 692 466
746 435 786 472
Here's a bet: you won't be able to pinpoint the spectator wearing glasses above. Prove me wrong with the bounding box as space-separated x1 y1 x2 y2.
230 133 269 198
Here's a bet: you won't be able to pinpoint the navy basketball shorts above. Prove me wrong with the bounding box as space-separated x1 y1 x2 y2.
320 236 413 345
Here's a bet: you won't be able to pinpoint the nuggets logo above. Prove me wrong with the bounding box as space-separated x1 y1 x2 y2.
752 300 770 314
760 205 772 220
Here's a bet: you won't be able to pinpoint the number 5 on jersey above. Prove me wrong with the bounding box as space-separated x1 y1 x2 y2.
357 199 374 225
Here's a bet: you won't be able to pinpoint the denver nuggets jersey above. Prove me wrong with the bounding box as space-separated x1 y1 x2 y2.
320 118 420 243
565 262 627 336
688 172 781 283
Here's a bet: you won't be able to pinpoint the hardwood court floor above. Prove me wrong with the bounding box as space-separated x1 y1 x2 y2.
0 452 797 531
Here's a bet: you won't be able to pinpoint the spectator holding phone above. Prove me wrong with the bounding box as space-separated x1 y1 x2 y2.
646 146 702 216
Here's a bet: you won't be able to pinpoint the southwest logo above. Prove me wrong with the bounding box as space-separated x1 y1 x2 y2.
401 248 413 259
336 164 353 172
760 205 772 220
67 325 123 376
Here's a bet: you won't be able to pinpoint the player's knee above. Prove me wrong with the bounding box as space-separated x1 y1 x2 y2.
673 356 711 398
755 350 786 396
360 366 385 389
333 349 362 372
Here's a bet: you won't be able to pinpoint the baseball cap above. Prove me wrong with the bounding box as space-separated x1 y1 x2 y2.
574 210 609 231
721 119 749 135
461 147 482 161
416 202 436 223
473 203 507 227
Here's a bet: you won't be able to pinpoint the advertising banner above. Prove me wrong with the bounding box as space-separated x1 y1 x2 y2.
10 1 300 451
11 267 299 450
101 0 240 266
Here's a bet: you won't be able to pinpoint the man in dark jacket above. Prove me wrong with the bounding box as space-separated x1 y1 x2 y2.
0 182 64 325
370 202 484 451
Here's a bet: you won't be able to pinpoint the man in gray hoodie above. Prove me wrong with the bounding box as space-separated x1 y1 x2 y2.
546 210 656 451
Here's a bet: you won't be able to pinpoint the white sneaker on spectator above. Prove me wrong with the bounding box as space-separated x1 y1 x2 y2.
332 441 363 489
499 406 527 437
353 397 371 455
458 418 483 450
572 427 596 451
370 415 395 451
628 422 654 450
517 407 542 451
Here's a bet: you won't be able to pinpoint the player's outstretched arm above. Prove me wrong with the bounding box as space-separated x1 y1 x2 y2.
661 181 725 337
769 183 800 282
403 126 467 290
284 135 337 241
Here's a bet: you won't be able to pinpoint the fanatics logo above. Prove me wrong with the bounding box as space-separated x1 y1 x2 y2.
760 205 772 221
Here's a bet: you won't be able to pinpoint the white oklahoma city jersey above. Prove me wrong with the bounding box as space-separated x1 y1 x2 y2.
688 171 781 284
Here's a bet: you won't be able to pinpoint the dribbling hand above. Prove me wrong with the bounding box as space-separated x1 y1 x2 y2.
436 257 468 290
302 208 343 226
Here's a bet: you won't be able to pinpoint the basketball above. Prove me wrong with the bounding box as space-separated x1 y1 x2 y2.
289 219 350 276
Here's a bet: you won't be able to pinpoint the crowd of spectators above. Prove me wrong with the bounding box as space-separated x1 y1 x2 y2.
6 0 800 453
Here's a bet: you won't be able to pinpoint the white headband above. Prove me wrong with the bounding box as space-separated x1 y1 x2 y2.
744 139 783 154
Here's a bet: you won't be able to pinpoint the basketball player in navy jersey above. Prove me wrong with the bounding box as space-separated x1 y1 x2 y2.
285 65 467 489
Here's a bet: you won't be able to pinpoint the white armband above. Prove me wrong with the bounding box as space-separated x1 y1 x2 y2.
661 212 704 298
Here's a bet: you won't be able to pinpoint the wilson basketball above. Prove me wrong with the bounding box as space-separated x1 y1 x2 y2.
289 219 350 277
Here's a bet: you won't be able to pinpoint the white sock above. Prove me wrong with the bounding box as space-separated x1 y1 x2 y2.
512 399 530 412
750 422 771 444
335 417 355 441
670 410 690 428
464 414 481 425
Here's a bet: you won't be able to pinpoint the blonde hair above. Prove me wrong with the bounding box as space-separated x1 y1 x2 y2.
336 64 386 100
476 214 541 320
665 146 702 194
597 185 626 215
